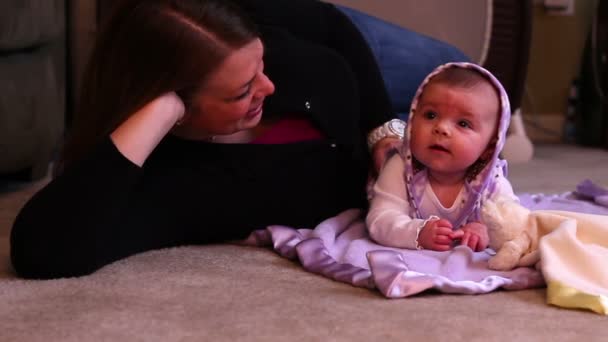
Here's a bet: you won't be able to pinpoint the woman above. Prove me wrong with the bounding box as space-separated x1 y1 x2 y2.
10 0 401 279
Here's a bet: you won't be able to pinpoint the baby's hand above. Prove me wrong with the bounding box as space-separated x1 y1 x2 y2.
450 222 489 252
418 218 454 251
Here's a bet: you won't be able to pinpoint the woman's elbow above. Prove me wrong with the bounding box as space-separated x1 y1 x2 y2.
10 214 95 279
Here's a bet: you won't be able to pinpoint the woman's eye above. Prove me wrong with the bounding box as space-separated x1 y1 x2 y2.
232 88 251 101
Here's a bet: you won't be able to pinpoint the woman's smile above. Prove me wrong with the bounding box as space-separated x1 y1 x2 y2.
246 103 263 119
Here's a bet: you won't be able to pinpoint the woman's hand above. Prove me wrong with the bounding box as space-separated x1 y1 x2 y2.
371 137 402 177
417 218 454 251
450 222 489 252
110 92 186 166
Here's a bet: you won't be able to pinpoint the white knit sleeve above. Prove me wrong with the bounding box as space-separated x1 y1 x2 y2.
366 155 428 249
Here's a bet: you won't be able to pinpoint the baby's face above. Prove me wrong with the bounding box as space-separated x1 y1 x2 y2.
410 81 499 180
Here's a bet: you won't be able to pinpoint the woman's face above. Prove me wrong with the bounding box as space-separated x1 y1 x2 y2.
177 38 275 139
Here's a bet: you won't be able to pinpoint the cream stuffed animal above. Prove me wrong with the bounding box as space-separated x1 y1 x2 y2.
480 196 540 271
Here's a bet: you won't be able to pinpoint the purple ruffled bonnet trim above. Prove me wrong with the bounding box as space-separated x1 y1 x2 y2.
400 62 512 226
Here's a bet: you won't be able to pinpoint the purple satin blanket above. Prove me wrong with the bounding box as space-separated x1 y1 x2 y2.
242 180 608 297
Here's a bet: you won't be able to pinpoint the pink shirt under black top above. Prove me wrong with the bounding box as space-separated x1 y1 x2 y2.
251 117 324 144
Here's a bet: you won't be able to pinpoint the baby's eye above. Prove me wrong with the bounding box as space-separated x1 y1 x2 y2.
423 111 437 120
458 120 471 128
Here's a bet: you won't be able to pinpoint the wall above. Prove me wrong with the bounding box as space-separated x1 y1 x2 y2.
69 0 97 113
523 0 598 142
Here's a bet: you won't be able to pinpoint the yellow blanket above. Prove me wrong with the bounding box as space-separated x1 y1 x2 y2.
537 210 608 315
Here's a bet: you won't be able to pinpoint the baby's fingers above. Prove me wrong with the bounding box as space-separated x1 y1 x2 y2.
474 239 486 252
432 243 452 252
460 231 471 248
466 234 479 251
434 235 452 245
449 229 464 240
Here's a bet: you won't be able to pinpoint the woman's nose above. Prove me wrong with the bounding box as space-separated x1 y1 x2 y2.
256 72 275 97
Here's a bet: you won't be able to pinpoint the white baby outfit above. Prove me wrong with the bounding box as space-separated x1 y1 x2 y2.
366 62 518 249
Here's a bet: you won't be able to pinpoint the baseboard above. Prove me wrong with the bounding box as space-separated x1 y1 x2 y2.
521 113 565 143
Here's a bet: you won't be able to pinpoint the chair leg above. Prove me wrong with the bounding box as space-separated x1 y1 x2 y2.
502 108 534 163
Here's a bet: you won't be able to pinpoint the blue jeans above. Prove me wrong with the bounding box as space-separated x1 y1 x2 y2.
337 6 470 120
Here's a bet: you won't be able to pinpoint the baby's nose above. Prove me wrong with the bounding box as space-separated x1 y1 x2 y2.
433 123 450 136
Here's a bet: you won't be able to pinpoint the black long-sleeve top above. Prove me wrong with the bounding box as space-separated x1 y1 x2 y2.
10 0 395 279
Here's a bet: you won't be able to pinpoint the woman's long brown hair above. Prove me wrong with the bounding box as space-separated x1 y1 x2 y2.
60 0 258 170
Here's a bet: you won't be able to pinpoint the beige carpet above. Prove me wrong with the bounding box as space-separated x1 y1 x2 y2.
1 144 607 341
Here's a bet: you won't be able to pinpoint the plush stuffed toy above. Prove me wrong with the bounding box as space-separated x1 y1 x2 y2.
480 196 541 271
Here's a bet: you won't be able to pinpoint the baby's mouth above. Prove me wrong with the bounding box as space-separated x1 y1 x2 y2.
430 144 450 153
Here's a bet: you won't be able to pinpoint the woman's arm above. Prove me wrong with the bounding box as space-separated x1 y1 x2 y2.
10 94 184 279
10 139 143 278
110 92 184 166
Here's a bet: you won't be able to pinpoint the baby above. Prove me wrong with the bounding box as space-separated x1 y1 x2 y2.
366 62 518 252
